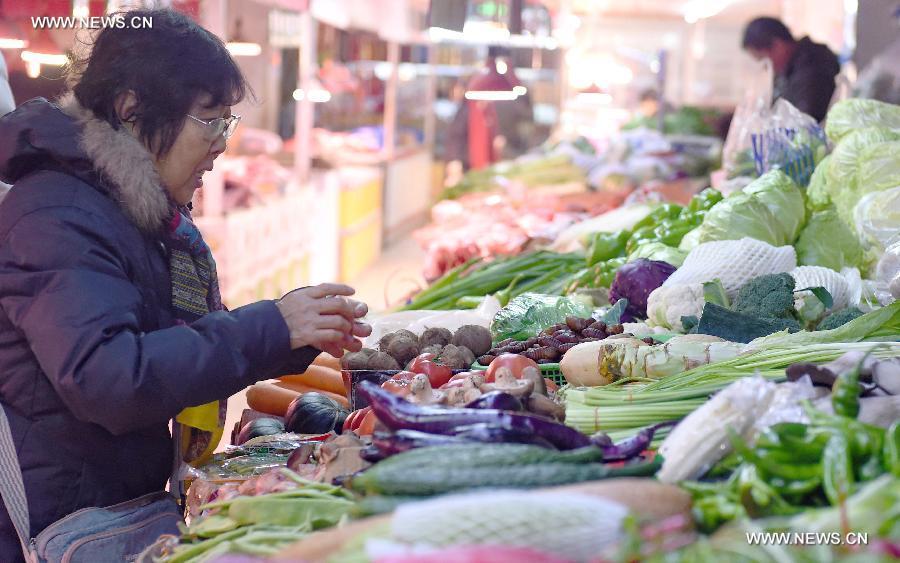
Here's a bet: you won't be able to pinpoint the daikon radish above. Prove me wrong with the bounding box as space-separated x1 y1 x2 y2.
280 365 346 396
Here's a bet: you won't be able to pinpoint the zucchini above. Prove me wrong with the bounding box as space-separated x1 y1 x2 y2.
370 444 605 473
350 458 662 496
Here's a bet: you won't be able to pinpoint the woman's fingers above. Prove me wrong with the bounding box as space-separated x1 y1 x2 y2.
316 314 352 332
315 297 357 317
351 322 372 338
304 283 356 299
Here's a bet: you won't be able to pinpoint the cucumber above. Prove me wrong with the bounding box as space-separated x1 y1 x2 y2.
351 458 662 496
370 444 605 473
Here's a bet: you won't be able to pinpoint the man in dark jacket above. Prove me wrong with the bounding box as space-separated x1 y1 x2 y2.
742 16 841 122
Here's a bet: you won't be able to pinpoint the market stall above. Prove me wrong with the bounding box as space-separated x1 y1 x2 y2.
143 92 900 562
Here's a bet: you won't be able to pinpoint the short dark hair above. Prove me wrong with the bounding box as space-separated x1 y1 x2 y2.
68 9 250 157
742 17 794 50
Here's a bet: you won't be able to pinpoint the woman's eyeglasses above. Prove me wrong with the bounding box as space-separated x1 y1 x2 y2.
186 114 242 140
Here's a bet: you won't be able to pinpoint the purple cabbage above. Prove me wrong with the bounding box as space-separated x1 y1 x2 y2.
609 258 676 320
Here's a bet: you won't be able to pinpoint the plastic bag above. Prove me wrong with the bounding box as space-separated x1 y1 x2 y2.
748 99 828 187
875 238 900 304
490 293 594 341
723 59 773 179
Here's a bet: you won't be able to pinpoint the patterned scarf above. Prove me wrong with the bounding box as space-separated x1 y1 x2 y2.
165 204 226 467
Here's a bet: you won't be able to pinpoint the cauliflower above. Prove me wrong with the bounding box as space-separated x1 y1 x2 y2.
646 283 706 332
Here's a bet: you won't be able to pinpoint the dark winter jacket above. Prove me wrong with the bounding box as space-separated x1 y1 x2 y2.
0 95 318 559
774 36 841 122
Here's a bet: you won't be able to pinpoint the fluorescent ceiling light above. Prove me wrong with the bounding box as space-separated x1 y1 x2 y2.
226 42 262 57
575 92 612 104
495 59 508 74
0 38 27 49
21 51 67 66
465 90 519 101
513 85 527 96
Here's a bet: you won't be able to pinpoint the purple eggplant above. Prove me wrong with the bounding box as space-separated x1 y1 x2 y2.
465 391 524 412
451 423 556 448
598 421 676 461
358 381 592 450
371 430 471 457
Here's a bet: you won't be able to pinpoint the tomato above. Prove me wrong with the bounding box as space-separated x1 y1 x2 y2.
391 371 417 382
381 379 411 397
484 354 540 382
419 362 453 388
407 353 437 373
357 409 377 435
343 409 364 432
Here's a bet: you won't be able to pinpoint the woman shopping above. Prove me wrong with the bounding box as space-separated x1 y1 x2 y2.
0 9 370 560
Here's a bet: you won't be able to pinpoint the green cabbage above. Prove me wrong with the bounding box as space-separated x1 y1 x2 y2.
856 140 900 198
697 192 786 246
825 129 900 224
825 98 900 143
742 170 806 243
628 241 688 267
678 227 702 252
806 154 831 211
794 208 866 271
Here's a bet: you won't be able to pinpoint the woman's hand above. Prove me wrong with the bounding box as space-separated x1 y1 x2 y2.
275 284 371 356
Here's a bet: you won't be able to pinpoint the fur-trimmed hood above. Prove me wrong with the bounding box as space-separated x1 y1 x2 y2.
0 93 169 233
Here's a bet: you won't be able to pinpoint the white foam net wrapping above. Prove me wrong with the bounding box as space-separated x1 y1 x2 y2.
662 237 797 296
389 490 628 561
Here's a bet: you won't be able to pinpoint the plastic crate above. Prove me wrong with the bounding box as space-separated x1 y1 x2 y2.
472 362 566 388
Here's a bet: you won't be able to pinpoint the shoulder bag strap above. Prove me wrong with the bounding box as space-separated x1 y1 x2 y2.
0 404 36 561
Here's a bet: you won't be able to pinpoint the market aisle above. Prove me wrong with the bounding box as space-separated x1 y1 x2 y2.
219 238 425 451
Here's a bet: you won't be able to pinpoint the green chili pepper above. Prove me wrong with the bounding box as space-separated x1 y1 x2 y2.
692 496 744 533
884 421 900 477
768 475 823 497
822 433 854 506
587 230 629 266
737 465 799 518
831 366 861 419
729 430 821 481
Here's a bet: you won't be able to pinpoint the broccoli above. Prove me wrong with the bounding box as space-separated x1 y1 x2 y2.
731 273 799 323
695 273 803 343
817 307 864 331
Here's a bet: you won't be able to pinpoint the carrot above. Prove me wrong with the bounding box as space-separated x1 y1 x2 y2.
272 380 349 409
312 353 341 372
246 382 299 417
279 365 346 396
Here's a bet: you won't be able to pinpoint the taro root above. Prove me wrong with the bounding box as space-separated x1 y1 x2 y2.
378 329 417 353
537 336 563 349
607 324 625 335
437 344 470 370
589 321 608 332
451 325 493 357
525 336 540 348
525 346 558 362
506 341 528 353
478 354 496 366
341 348 376 370
581 328 607 339
642 337 657 345
421 344 444 356
418 327 453 350
368 351 401 370
458 346 476 368
387 336 420 366
558 342 577 354
566 316 593 333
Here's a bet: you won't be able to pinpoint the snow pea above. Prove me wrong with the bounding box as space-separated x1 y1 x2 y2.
822 433 854 506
